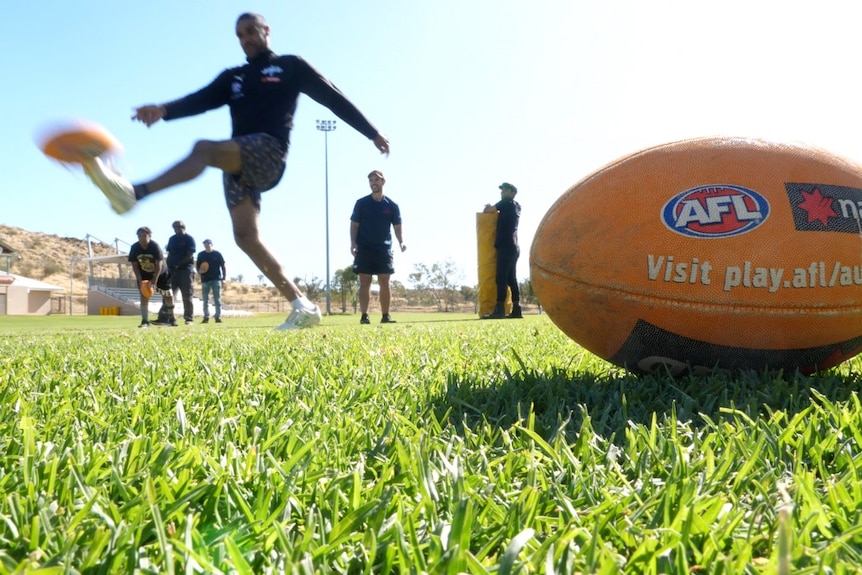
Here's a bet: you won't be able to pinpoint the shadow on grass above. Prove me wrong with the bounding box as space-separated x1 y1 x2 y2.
433 360 862 443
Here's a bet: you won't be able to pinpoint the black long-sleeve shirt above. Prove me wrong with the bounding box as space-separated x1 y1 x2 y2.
163 51 380 151
494 199 521 249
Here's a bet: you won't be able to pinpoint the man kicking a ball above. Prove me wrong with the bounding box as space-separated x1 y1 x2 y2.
82 12 390 330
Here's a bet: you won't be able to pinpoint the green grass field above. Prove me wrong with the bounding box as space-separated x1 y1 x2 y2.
1 313 861 573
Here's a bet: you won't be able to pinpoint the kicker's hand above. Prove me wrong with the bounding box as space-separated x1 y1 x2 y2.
373 134 390 156
132 105 167 127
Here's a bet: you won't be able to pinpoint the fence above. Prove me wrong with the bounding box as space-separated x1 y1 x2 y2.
90 277 137 290
50 295 66 315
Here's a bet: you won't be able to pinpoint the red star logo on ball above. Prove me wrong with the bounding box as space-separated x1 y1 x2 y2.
797 187 836 226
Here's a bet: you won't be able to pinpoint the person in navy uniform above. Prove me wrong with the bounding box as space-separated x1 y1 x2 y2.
350 170 406 324
165 221 196 324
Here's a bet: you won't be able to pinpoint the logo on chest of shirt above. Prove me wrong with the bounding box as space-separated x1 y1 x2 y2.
261 65 283 84
231 74 245 100
138 255 156 274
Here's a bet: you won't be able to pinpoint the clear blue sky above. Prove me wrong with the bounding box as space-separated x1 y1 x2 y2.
3 1 862 289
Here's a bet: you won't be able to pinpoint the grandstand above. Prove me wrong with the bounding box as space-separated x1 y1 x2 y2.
72 253 250 318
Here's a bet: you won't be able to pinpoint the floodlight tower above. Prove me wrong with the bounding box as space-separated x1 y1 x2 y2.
316 119 336 315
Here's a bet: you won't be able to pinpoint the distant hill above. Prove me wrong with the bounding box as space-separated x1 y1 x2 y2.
0 224 277 309
0 223 120 286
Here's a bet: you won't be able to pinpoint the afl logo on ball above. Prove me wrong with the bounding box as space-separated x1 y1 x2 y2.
661 185 769 238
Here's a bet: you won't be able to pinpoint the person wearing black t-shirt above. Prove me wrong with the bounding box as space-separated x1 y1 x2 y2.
128 226 164 328
166 221 197 324
196 239 227 323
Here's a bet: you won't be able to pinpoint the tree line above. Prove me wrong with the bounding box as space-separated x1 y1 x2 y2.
246 258 538 313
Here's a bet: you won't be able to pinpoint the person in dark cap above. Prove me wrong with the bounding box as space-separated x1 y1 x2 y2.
196 239 227 323
165 220 197 323
481 182 522 319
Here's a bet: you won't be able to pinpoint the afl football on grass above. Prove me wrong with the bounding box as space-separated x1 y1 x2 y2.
37 119 121 164
530 136 862 375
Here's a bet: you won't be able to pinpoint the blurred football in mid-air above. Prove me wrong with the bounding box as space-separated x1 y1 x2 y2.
37 119 121 164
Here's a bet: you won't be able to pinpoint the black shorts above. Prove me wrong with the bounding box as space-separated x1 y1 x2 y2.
353 249 395 275
156 272 170 291
141 272 171 296
223 133 287 211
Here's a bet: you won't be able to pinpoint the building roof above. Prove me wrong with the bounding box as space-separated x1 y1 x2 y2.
0 271 65 292
0 238 18 254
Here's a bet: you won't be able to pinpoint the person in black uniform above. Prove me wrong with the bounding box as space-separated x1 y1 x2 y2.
481 182 522 319
165 221 196 324
81 12 390 331
350 170 406 324
128 226 164 328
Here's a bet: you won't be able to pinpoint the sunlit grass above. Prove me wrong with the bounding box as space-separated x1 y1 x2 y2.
1 314 861 572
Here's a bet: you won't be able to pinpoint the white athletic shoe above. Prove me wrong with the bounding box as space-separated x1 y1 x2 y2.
275 304 322 331
81 157 136 214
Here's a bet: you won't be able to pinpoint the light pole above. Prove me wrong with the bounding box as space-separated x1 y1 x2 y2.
316 119 336 315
